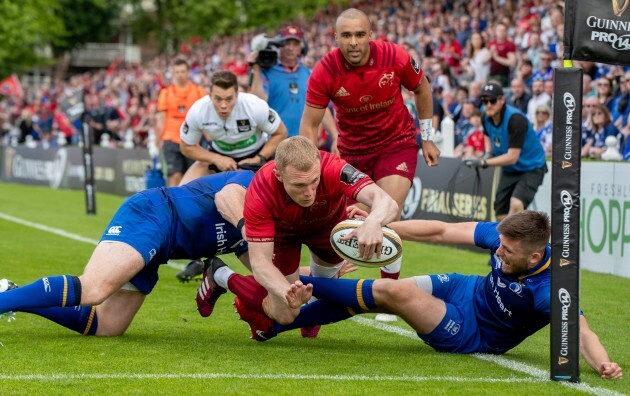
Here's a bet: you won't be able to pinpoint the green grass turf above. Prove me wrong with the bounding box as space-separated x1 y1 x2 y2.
0 182 627 395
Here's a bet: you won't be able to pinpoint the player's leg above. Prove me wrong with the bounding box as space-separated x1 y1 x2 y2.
179 161 212 186
163 140 184 187
494 169 519 221
507 166 547 216
94 287 145 336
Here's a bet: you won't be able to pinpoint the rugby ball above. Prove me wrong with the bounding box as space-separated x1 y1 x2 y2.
330 218 402 267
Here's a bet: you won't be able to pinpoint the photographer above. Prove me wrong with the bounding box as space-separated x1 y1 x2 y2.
249 26 337 140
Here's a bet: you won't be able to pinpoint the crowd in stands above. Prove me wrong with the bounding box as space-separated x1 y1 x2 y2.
1 0 629 161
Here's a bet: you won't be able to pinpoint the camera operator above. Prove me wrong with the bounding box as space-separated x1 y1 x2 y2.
249 26 338 141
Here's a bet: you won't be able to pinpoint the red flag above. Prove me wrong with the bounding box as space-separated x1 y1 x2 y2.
106 56 124 76
0 74 24 98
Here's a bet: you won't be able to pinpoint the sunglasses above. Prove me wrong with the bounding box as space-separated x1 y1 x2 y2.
481 98 498 105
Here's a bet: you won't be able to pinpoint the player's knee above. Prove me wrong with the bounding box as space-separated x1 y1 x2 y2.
78 277 114 306
509 197 525 213
373 278 405 306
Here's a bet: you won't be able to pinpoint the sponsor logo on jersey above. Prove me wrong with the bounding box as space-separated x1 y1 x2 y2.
340 164 367 185
437 274 450 283
410 56 421 74
493 136 501 148
335 86 350 97
509 282 523 296
378 72 395 88
396 162 409 173
268 110 277 124
289 82 299 95
182 122 189 134
149 249 157 261
444 319 461 335
106 226 122 236
359 95 373 103
236 119 252 133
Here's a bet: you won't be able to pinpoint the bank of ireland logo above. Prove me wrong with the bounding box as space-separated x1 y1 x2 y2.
613 0 629 16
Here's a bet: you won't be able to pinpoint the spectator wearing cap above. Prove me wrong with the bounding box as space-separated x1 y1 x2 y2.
463 81 547 220
249 25 337 138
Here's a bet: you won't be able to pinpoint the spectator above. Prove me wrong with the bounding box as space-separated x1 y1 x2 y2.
543 80 554 100
437 26 463 74
507 77 532 114
465 32 491 85
488 23 517 87
454 100 475 158
531 50 554 82
464 108 485 159
533 104 553 156
517 59 535 90
582 104 620 159
527 78 551 123
596 78 615 111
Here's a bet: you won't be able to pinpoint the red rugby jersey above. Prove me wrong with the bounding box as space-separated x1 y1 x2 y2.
306 40 424 155
244 151 374 242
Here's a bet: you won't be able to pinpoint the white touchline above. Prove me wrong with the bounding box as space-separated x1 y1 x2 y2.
0 373 546 382
351 317 623 396
0 212 622 395
0 212 185 271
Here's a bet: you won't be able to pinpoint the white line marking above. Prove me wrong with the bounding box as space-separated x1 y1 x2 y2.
0 211 623 394
0 373 542 382
0 212 184 271
352 317 624 396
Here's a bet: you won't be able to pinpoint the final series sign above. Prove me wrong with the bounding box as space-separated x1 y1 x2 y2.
567 0 630 65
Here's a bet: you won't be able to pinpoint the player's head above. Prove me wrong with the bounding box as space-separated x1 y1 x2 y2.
172 58 190 86
273 136 321 207
496 211 550 275
335 8 372 67
210 71 238 120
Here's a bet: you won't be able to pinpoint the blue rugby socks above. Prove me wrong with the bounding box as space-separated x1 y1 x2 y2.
272 299 356 335
23 306 99 335
0 275 82 314
299 276 377 311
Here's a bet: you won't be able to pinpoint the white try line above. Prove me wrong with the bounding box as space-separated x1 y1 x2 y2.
352 317 624 396
0 373 544 383
0 212 185 271
0 211 623 395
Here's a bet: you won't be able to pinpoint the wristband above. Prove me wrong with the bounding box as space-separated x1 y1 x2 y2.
257 153 267 163
419 119 434 141
236 218 245 232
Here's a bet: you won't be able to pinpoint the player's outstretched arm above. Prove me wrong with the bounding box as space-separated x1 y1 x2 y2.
579 315 623 379
388 220 477 246
299 105 326 147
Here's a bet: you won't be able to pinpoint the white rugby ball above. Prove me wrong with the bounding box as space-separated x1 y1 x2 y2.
330 218 402 267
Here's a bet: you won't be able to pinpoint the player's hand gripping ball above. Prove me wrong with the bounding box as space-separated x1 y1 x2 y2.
330 218 402 267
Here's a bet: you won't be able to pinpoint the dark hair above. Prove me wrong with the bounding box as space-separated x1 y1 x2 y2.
173 58 189 69
211 71 238 91
496 211 550 254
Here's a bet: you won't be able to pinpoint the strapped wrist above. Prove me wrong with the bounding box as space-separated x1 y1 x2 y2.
236 218 245 232
257 153 267 163
419 119 434 141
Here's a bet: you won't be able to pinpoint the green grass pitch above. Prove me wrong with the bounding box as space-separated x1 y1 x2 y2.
0 182 627 395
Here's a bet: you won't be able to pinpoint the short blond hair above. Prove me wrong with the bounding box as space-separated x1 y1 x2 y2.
274 136 321 173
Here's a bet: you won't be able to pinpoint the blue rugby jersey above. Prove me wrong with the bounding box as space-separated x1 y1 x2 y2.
473 222 551 353
147 170 254 260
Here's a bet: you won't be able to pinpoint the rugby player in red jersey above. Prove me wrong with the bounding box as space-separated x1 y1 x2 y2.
195 136 398 333
300 9 440 319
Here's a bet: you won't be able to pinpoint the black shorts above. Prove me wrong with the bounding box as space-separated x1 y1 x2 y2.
494 165 547 216
163 140 194 176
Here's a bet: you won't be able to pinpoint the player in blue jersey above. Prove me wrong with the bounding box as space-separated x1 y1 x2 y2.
232 211 622 379
0 171 256 336
463 81 547 220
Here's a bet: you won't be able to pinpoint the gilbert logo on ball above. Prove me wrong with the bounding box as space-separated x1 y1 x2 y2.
330 218 402 267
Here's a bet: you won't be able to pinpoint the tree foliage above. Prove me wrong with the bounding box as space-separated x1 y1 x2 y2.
0 0 65 78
